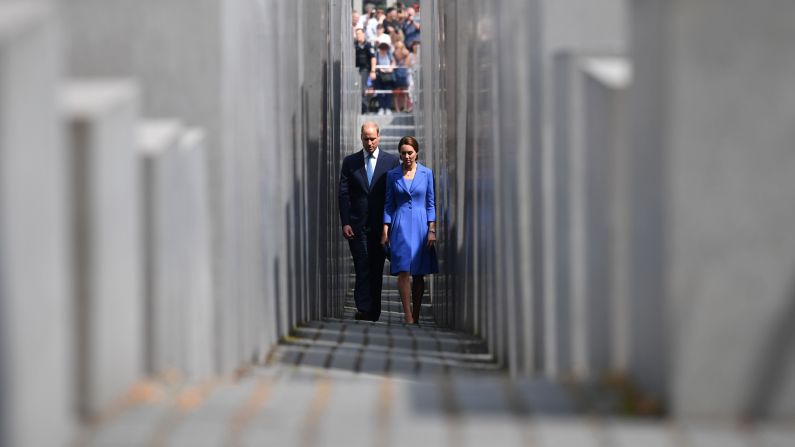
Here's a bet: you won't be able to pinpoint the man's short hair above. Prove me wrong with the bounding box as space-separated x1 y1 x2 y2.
361 121 380 136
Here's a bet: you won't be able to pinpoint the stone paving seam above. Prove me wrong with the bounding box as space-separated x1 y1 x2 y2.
384 352 393 376
88 379 185 446
297 375 333 447
501 377 531 416
438 377 466 447
70 379 169 447
498 376 539 447
352 324 369 373
142 378 220 447
223 373 281 447
410 330 422 377
374 377 394 447
322 323 347 369
294 322 325 368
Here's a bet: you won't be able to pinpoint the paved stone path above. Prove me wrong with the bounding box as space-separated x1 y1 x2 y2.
73 360 795 446
74 255 795 447
73 114 795 446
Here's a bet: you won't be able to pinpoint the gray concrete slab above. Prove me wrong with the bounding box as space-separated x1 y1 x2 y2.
138 120 185 375
314 380 382 447
239 378 326 446
62 80 144 417
167 381 258 446
0 3 73 445
631 0 795 420
341 331 367 345
175 129 214 379
533 418 603 447
681 425 754 447
388 355 418 377
329 348 360 372
299 347 334 370
387 380 450 445
90 402 173 446
359 350 389 375
755 425 795 447
514 379 580 415
605 422 676 447
582 57 633 373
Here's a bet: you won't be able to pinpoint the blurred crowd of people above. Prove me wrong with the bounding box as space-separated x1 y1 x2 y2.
353 2 421 115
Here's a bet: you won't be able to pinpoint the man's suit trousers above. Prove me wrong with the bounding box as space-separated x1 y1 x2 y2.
348 228 385 320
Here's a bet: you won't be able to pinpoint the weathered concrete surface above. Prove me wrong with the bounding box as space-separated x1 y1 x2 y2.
62 80 144 417
0 2 74 445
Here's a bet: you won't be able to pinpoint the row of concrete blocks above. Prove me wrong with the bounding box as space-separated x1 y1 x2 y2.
544 1 795 422
418 0 795 422
551 53 633 383
67 80 216 409
0 4 223 445
416 0 635 390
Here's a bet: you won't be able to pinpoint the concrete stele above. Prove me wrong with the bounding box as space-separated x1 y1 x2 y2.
553 51 629 378
176 128 215 379
0 2 74 445
62 79 144 417
138 120 185 376
632 0 795 420
581 57 633 374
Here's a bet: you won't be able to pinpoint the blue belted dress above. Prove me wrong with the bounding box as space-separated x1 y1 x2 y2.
383 163 439 275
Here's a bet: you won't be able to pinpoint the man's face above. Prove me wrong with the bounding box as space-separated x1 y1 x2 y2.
361 125 379 154
355 29 365 43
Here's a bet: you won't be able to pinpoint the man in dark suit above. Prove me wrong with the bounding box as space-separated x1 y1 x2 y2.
339 121 400 321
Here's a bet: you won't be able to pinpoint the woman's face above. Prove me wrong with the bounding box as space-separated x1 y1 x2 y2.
399 144 417 167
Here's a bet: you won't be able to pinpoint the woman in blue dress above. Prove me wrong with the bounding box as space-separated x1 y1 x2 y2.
381 136 438 324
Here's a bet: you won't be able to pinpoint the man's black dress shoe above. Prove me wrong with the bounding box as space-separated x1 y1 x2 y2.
355 311 379 322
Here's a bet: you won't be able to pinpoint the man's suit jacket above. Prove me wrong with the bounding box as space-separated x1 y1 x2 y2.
339 149 400 235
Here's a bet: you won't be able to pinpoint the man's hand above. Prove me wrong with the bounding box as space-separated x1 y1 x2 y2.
342 225 354 239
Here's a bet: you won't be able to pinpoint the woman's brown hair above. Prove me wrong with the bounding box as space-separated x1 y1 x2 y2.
398 135 419 153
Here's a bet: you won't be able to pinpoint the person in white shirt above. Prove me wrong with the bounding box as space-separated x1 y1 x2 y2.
357 3 372 29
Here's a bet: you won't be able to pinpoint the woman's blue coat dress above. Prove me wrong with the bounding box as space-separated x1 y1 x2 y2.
383 163 439 275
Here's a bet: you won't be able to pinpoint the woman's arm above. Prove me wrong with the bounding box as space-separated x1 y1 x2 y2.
425 168 436 222
426 168 437 247
381 224 390 246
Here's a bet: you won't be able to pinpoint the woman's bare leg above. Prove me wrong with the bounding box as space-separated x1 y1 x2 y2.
398 272 414 324
411 275 424 323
